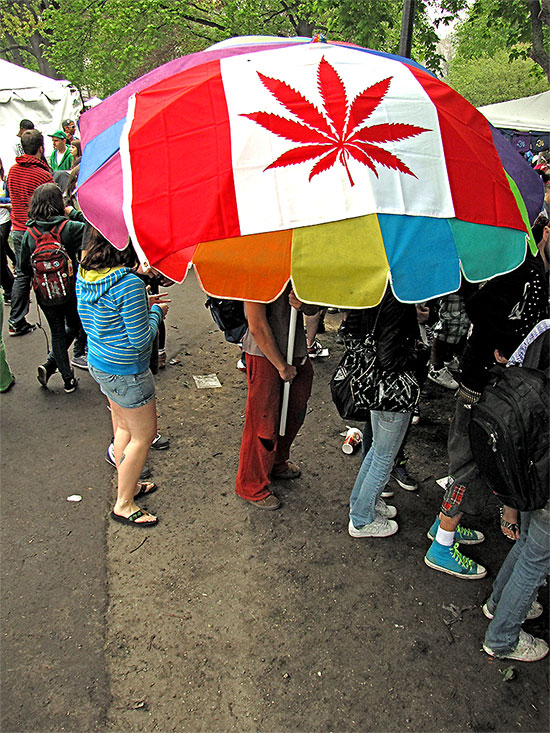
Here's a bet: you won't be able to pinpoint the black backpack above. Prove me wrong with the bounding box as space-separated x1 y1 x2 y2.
469 343 549 511
205 297 247 344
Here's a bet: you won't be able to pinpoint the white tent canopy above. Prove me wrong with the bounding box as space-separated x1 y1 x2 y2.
478 90 550 133
0 59 82 171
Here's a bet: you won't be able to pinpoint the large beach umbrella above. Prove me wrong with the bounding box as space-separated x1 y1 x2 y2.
78 36 542 430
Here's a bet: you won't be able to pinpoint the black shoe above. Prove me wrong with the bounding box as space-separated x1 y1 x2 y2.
105 444 152 480
8 320 35 337
37 361 57 388
151 433 170 450
63 376 78 393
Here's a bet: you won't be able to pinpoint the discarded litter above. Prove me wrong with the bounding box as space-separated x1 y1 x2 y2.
436 475 453 490
193 374 222 389
169 358 181 365
66 495 82 502
499 666 517 681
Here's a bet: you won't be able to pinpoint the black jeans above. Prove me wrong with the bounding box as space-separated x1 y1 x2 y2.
40 295 81 380
0 220 14 298
441 397 491 517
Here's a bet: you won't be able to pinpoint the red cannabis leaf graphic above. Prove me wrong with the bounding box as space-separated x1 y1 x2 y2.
241 57 430 186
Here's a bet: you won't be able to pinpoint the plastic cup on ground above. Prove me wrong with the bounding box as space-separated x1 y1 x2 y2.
342 427 363 454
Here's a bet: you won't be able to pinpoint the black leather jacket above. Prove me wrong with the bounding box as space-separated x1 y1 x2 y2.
343 289 420 374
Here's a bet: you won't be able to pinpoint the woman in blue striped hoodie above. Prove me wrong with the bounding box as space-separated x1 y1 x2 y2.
76 226 169 526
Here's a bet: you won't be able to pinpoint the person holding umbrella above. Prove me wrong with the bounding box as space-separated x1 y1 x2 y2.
235 285 318 510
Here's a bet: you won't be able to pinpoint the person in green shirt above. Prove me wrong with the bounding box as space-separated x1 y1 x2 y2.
48 130 73 171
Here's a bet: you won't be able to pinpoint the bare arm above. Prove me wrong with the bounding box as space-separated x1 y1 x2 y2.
246 302 297 382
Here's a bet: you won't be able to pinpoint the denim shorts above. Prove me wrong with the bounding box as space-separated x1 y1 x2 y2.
89 365 155 409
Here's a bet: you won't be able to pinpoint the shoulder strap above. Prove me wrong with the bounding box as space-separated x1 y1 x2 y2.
522 332 545 370
53 219 69 238
27 226 42 242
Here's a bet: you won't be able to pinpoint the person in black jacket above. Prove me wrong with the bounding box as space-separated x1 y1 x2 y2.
424 214 550 578
19 183 86 392
346 289 421 538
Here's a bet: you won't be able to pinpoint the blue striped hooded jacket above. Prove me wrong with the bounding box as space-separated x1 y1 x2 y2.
76 266 162 374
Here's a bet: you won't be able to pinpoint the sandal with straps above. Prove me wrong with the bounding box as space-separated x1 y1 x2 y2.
500 506 519 542
134 481 158 499
110 509 158 527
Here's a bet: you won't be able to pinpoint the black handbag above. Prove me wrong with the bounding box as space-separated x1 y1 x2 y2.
330 333 380 421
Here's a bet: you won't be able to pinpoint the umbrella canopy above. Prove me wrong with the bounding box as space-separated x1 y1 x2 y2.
78 37 542 308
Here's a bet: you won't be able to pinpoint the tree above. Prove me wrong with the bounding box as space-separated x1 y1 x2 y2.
0 0 61 77
444 48 549 105
456 0 550 81
1 0 472 96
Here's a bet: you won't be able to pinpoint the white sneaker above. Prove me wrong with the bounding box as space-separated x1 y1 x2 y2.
348 516 398 538
482 600 544 621
428 365 458 390
483 629 549 662
375 498 397 519
381 488 395 499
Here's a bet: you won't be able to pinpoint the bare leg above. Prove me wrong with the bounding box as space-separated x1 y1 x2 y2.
500 505 520 540
110 398 158 523
305 311 322 348
439 512 462 532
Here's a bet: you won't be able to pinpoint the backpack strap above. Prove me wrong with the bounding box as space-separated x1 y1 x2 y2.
52 219 69 239
27 225 42 242
522 331 545 370
27 219 69 242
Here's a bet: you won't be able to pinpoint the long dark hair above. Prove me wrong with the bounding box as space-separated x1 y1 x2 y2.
28 183 64 220
532 213 549 244
80 225 138 271
64 165 79 208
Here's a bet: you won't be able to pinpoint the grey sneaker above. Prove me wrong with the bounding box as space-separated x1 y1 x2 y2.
348 516 398 538
428 365 459 390
483 629 549 662
482 600 543 621
71 354 88 370
151 433 170 450
375 498 397 519
106 443 152 480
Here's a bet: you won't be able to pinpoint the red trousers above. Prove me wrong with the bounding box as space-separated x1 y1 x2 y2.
235 354 314 501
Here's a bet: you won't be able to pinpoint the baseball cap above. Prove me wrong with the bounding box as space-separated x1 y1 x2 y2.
49 130 67 140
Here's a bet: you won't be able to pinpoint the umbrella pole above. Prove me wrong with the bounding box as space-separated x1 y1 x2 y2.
279 307 297 437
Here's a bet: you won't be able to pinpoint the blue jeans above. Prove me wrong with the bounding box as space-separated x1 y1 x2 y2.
8 230 30 327
89 365 155 409
484 502 550 654
350 410 411 528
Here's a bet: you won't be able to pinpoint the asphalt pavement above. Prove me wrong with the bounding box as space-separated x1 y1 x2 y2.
1 298 112 732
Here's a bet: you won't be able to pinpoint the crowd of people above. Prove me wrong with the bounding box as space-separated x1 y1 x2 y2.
0 116 549 667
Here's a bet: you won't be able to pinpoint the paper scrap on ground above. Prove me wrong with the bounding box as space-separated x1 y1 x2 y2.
193 374 222 389
67 494 82 502
436 475 453 490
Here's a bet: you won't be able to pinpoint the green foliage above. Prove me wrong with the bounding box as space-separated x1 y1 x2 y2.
445 48 549 106
0 0 473 96
452 0 550 80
